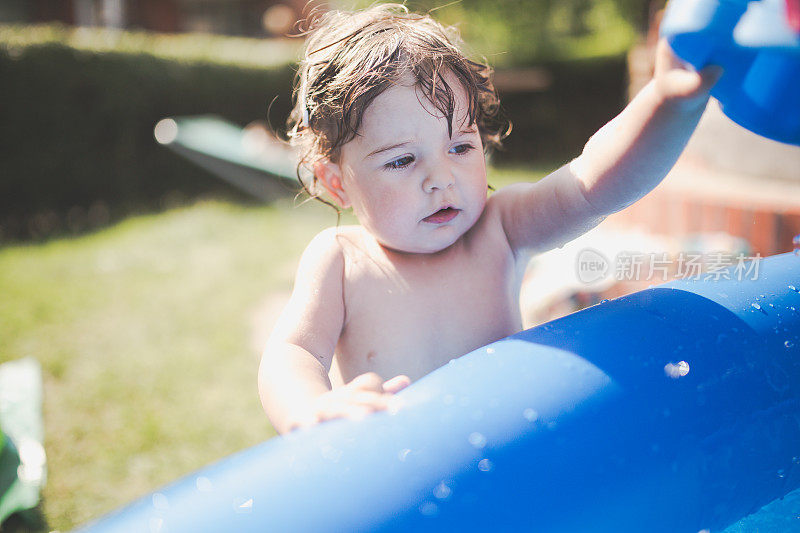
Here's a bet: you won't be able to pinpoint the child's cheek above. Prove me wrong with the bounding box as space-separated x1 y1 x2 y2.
370 186 411 229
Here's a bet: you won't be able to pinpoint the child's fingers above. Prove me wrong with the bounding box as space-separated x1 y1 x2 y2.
348 390 390 409
667 69 704 96
382 374 411 394
309 373 408 427
320 402 378 422
662 66 721 100
342 404 374 421
657 37 723 87
348 372 384 392
655 38 684 74
655 37 722 100
328 389 389 411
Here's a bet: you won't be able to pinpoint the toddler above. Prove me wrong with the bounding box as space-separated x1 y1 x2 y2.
258 4 720 434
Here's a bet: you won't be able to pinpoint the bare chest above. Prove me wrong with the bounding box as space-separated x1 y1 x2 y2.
332 244 522 384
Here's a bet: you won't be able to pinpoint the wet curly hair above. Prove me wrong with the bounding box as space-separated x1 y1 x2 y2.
286 3 509 201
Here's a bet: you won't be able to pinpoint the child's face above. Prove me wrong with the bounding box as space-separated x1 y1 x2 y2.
324 75 488 254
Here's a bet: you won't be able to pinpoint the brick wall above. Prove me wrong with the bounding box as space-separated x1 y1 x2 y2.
605 175 800 256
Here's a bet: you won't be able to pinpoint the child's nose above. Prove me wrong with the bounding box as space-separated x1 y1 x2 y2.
421 165 455 193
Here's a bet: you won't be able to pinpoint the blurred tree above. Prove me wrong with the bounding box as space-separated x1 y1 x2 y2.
568 0 593 37
611 0 664 34
341 0 640 66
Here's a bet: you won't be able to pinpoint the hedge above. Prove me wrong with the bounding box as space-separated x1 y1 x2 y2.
498 55 628 164
0 24 299 241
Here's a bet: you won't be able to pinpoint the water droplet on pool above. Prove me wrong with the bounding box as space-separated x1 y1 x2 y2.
769 303 775 308
793 456 800 464
786 340 795 349
664 361 690 378
478 458 493 472
778 469 786 478
434 482 451 500
486 347 495 355
152 492 169 510
419 502 438 516
523 408 538 422
751 303 762 311
234 497 253 513
468 432 487 449
398 448 411 461
600 299 610 304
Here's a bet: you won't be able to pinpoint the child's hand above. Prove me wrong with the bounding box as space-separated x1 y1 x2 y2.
292 373 411 431
653 38 723 110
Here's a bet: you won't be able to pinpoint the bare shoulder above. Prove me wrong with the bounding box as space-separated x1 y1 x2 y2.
297 226 361 274
289 226 351 321
484 181 540 218
294 224 378 293
303 226 346 256
468 185 534 256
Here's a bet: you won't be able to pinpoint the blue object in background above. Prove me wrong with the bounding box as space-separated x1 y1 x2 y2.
77 253 800 532
660 0 800 145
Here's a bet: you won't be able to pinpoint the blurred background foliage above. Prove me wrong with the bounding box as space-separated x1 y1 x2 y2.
0 24 298 241
404 0 643 66
2 0 645 242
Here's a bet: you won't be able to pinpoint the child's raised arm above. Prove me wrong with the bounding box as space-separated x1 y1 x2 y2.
491 39 721 258
258 228 408 434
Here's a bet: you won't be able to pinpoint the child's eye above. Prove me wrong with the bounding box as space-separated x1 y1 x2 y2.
449 143 474 155
384 155 414 170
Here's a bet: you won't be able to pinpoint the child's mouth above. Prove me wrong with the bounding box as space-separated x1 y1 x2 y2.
423 207 460 224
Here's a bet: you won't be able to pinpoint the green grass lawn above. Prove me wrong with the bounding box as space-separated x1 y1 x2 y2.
0 164 550 531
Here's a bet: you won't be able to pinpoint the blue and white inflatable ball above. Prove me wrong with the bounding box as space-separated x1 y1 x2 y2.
661 0 800 145
77 252 800 532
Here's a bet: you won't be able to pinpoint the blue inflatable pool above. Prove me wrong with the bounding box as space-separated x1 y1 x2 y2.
77 252 800 532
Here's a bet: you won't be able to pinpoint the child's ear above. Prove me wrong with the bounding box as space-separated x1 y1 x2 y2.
314 159 350 208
